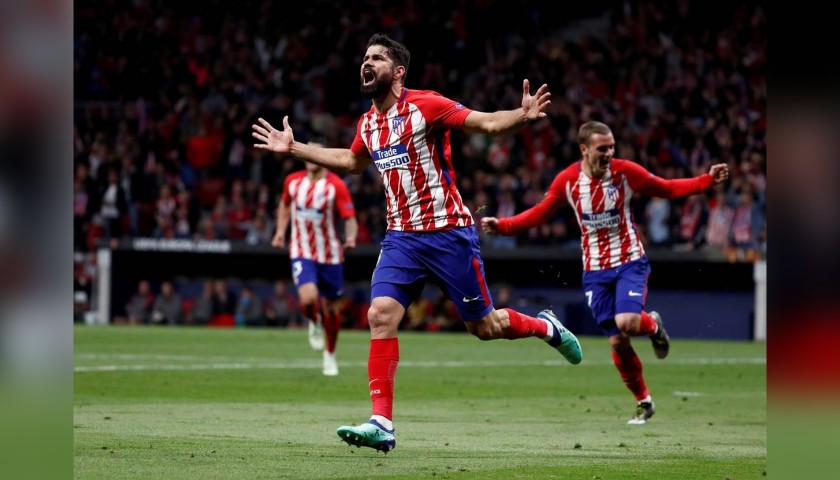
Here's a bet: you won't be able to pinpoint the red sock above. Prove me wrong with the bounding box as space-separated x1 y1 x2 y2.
302 301 320 324
369 338 399 420
503 308 549 339
324 311 339 353
638 311 657 336
612 348 649 401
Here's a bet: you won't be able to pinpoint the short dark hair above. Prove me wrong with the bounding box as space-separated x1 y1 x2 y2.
367 33 410 80
578 121 612 145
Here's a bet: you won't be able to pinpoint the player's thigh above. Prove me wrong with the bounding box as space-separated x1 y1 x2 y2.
316 263 345 301
582 269 619 335
296 282 319 305
292 258 318 303
424 228 493 322
291 258 318 288
371 232 428 310
615 257 651 314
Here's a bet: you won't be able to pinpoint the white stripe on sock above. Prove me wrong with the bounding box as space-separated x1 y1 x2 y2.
370 414 393 430
540 318 554 342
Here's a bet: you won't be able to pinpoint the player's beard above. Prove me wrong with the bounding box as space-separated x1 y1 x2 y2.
360 71 393 99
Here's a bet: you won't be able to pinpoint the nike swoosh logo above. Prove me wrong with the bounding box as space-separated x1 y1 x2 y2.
462 296 481 303
628 291 643 297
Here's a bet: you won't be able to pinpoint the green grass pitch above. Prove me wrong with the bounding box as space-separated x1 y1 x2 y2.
74 326 766 479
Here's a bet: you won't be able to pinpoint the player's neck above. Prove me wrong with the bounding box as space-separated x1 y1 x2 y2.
581 159 605 179
581 160 595 178
372 85 403 114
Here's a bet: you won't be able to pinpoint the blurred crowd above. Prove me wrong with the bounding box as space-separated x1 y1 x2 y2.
73 0 766 322
107 278 305 328
80 274 491 332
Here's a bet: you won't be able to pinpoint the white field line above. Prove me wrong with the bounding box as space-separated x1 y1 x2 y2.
74 357 766 372
673 390 704 396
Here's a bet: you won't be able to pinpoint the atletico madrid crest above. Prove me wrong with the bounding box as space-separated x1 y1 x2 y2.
391 115 406 136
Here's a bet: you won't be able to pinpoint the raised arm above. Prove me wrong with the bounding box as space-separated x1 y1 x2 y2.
462 79 551 135
252 116 372 174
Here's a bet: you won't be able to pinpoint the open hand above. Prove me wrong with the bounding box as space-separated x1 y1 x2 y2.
253 116 294 154
520 79 551 121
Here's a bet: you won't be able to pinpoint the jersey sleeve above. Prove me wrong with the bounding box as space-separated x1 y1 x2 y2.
350 117 372 157
497 171 570 236
281 174 294 205
411 90 473 129
330 174 356 219
621 161 714 198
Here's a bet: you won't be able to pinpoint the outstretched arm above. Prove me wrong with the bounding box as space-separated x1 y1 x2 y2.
481 192 564 236
626 162 730 198
707 163 730 183
252 116 372 174
462 79 551 136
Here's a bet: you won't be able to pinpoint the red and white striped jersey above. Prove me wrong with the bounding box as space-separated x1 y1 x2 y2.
281 170 356 265
498 159 713 271
350 88 474 232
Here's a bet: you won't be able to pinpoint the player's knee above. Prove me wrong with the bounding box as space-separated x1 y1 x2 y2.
367 302 399 332
615 313 641 333
367 304 385 328
609 333 633 351
297 284 318 306
470 328 495 341
468 319 502 341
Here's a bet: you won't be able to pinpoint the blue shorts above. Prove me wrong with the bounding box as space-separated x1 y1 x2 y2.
291 258 344 300
581 257 651 336
370 227 494 321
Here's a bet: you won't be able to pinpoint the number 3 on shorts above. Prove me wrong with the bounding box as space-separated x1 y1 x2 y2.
292 260 302 285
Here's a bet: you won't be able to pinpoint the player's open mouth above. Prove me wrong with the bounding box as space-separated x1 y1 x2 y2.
362 69 375 84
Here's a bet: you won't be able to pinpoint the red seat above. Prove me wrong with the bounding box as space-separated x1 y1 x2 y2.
181 298 195 315
209 313 235 327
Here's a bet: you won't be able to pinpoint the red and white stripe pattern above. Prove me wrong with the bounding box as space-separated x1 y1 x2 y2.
498 159 712 272
351 88 474 232
283 171 355 265
561 162 645 271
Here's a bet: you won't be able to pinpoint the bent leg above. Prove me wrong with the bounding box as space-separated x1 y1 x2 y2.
297 282 320 322
615 311 658 335
614 257 657 337
609 333 649 402
465 308 582 364
465 308 549 340
320 297 342 376
322 298 341 353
